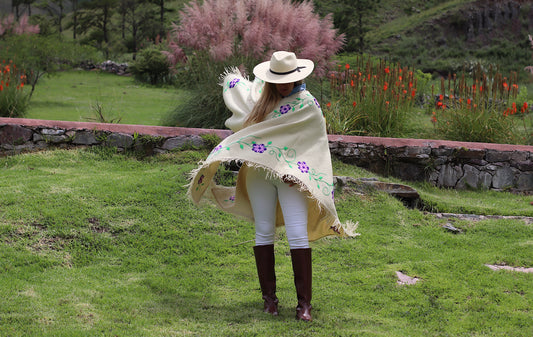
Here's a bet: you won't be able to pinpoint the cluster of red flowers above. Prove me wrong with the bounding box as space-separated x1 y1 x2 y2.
0 60 26 92
327 59 417 112
503 102 529 116
432 68 529 126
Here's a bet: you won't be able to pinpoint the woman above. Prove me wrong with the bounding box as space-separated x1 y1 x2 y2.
188 51 356 321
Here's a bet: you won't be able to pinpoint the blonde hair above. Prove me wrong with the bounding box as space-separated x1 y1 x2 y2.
244 81 302 127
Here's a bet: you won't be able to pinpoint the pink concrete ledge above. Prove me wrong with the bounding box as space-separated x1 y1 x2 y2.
1 117 533 152
0 117 233 139
328 134 533 152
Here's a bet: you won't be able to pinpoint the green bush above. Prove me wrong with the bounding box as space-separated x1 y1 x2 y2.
129 47 173 85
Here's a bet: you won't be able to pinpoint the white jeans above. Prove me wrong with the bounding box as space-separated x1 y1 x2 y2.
246 167 309 249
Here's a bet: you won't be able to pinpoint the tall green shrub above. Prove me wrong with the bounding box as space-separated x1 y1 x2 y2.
129 47 173 85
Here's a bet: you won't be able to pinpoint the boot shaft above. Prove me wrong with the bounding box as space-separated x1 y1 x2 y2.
291 248 312 321
253 244 278 315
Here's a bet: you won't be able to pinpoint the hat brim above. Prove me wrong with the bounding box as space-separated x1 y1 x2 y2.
253 59 314 84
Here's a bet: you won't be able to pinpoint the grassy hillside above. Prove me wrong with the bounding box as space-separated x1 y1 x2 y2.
342 0 532 79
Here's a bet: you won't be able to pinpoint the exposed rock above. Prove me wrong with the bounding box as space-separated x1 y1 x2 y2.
492 166 515 189
72 131 100 145
161 135 204 150
485 264 533 274
0 124 33 144
432 212 533 225
517 172 533 192
106 133 134 148
438 164 463 188
41 128 65 136
396 271 420 285
78 60 129 75
442 223 463 234
334 176 420 207
456 164 481 189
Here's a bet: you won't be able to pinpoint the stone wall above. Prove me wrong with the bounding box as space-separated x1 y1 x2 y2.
329 135 533 194
1 118 532 194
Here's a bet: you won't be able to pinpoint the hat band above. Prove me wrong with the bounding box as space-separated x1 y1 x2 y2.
269 66 306 76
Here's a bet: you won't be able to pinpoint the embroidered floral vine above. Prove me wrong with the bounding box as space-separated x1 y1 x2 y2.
270 94 318 119
223 77 248 93
207 135 334 198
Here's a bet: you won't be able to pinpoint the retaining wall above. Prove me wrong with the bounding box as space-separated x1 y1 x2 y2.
1 117 532 194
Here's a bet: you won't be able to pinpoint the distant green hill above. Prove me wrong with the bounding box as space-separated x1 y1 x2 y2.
317 0 532 78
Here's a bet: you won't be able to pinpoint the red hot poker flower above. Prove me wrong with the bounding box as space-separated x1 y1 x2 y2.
521 102 528 113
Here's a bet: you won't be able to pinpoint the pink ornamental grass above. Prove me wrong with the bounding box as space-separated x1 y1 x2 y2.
166 0 344 77
0 14 39 37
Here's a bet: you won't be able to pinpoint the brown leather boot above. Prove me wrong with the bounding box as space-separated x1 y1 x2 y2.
253 245 279 315
291 248 312 321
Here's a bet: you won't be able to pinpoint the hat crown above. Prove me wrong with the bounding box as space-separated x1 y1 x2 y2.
253 50 313 83
270 51 298 73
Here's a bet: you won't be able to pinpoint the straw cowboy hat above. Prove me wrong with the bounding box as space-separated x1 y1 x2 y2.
253 51 314 84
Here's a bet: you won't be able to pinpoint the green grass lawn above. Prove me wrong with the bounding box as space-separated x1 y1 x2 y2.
25 69 532 143
28 70 188 126
0 148 531 336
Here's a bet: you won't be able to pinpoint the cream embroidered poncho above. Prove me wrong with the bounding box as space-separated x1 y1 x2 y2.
188 70 356 241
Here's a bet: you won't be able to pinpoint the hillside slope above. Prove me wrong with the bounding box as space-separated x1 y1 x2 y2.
322 0 533 77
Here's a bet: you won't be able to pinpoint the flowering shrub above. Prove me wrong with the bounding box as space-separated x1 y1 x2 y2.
0 14 39 37
325 56 417 137
165 0 344 78
431 64 531 144
163 0 344 129
0 60 29 118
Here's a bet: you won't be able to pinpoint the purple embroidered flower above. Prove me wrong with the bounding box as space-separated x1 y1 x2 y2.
297 161 309 173
280 104 291 114
198 174 205 184
229 195 235 201
252 143 267 153
229 78 240 88
332 190 335 200
314 98 320 108
212 145 222 153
